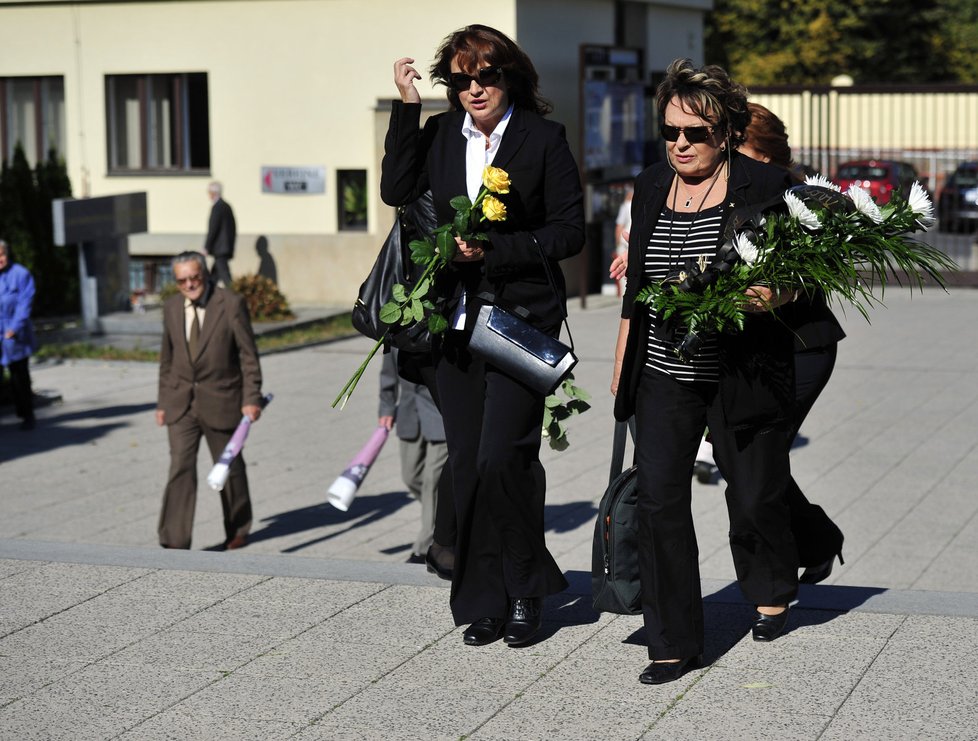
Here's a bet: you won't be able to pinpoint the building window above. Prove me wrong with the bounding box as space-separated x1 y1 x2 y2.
338 169 367 230
105 73 210 173
0 76 66 166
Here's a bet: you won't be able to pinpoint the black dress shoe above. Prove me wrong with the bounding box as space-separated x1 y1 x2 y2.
503 597 542 646
463 618 506 646
751 608 790 642
639 655 702 685
424 545 453 581
406 553 426 565
800 551 844 585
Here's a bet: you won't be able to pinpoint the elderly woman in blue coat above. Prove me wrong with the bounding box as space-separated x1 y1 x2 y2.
0 239 37 430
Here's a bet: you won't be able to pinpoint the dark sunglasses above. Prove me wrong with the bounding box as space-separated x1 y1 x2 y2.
449 66 503 92
661 124 715 144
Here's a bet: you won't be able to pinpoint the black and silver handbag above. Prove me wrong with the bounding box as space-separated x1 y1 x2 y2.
468 236 577 395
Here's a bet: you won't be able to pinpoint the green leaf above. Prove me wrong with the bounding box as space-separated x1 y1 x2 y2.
454 209 471 237
410 298 425 323
413 276 431 297
410 239 436 262
379 301 402 325
542 407 553 428
544 395 562 408
391 283 407 302
436 230 456 262
428 313 449 334
450 195 472 211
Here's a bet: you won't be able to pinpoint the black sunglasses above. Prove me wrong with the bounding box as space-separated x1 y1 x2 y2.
449 66 503 92
661 124 715 144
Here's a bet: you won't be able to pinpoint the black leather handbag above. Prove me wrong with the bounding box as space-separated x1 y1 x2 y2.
351 192 437 353
468 236 577 395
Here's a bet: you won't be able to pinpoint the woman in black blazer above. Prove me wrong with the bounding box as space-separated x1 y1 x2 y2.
612 59 800 684
381 25 585 647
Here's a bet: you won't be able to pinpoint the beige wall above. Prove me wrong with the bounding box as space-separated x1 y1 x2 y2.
1 0 713 304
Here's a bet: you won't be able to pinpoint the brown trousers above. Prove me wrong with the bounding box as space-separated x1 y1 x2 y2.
158 406 252 549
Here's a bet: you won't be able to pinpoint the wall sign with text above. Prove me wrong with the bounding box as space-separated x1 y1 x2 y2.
261 166 326 194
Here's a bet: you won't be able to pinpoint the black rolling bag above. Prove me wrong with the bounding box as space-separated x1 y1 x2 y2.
591 419 642 615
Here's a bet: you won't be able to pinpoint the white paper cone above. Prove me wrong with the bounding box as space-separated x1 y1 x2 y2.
207 463 231 491
326 475 358 511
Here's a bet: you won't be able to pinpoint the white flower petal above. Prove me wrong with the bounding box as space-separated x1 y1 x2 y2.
733 233 760 265
804 174 841 192
846 184 883 224
784 191 821 230
908 181 936 228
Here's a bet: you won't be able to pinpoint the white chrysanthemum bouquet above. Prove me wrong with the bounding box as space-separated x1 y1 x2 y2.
636 175 957 361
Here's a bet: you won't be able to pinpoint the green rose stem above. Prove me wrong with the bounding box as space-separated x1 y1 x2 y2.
331 255 443 409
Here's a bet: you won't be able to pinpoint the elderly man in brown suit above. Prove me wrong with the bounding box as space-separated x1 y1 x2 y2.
156 251 263 550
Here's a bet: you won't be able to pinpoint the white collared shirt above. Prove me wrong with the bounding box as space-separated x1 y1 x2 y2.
461 103 515 201
453 104 515 329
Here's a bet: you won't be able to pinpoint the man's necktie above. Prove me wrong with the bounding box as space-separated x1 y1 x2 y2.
188 307 200 359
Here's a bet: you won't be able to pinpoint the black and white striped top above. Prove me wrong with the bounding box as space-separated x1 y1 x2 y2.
645 204 724 383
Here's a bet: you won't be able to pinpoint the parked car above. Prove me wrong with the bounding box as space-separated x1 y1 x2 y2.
831 160 923 205
937 161 978 233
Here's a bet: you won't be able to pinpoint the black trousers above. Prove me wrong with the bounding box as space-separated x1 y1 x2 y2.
210 255 232 287
635 369 798 660
435 331 567 626
3 358 34 420
786 344 845 566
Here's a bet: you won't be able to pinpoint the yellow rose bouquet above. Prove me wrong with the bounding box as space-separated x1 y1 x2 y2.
333 166 511 408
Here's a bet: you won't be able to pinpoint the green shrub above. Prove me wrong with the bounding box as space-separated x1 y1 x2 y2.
231 274 295 321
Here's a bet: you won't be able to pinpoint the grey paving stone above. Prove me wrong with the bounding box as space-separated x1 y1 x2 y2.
234 633 418 682
26 664 221 716
714 629 886 675
0 558 46 578
303 683 512 740
472 693 663 740
171 673 352 725
304 584 455 648
680 664 862 718
117 710 305 741
0 695 143 741
643 703 830 740
0 655 90 701
0 621 145 662
100 629 284 673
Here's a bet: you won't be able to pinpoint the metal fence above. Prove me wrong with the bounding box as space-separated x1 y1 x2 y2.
750 84 978 269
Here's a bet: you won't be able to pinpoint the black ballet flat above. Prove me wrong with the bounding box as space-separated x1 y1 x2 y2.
639 655 702 685
751 608 790 642
800 551 845 585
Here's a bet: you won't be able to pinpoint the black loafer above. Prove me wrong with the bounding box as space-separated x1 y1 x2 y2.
463 618 506 646
503 597 542 646
639 655 702 685
751 608 790 642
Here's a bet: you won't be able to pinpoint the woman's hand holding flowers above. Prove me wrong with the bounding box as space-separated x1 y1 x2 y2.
453 237 486 262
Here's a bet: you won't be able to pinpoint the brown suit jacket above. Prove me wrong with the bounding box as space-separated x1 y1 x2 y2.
158 285 262 430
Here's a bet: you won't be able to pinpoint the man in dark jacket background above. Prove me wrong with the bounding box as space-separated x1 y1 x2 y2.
203 181 236 286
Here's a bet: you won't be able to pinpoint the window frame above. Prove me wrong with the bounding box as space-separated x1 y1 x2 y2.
105 72 210 176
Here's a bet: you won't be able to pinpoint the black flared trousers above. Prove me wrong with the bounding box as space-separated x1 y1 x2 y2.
435 332 568 626
635 369 799 660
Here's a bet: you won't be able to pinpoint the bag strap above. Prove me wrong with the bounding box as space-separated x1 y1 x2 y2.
529 234 575 351
609 417 637 484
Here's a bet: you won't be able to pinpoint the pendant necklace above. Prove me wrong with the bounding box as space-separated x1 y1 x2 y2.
670 162 725 251
677 168 722 209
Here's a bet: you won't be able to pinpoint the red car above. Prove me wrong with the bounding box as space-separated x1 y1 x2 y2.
831 160 922 205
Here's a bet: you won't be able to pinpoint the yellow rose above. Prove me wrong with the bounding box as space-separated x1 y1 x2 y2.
482 166 511 194
481 195 507 222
